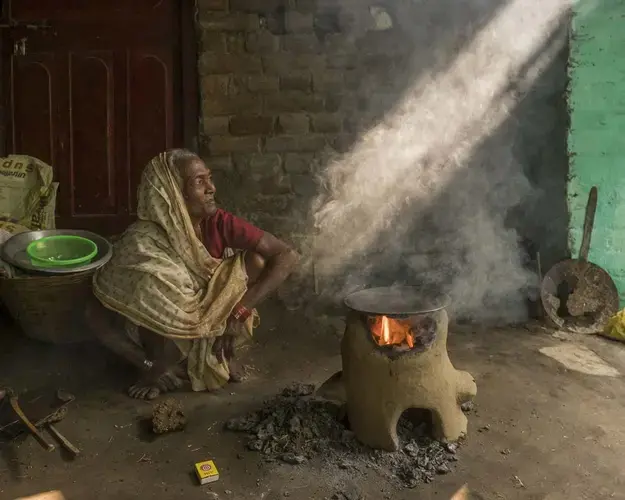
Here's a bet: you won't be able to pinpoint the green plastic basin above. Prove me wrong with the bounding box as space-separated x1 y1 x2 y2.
26 235 98 268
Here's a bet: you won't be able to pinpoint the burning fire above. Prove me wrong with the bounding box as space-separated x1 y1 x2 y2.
370 315 414 348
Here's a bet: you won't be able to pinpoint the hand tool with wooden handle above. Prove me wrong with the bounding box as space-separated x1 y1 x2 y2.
47 424 80 456
8 391 55 451
38 405 80 456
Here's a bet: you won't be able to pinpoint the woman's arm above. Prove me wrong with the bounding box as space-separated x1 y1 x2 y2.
239 232 299 310
212 232 299 363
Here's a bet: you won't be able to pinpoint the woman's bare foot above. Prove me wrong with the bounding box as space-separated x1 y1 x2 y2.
128 370 184 400
228 361 249 384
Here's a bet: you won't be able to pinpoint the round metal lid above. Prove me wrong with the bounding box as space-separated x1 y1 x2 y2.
344 285 450 316
1 229 112 275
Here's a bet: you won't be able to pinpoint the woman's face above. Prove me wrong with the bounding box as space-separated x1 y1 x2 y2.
182 158 218 220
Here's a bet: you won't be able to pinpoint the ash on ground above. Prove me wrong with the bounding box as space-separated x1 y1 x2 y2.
225 384 467 488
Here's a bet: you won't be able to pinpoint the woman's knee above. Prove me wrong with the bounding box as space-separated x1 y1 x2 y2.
85 296 118 339
244 251 266 283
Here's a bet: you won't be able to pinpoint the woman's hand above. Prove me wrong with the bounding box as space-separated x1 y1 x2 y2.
212 333 235 363
212 318 246 363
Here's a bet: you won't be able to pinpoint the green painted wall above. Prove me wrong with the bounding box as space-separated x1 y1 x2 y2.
568 0 625 305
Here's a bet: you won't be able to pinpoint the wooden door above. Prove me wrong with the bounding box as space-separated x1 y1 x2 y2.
2 0 196 235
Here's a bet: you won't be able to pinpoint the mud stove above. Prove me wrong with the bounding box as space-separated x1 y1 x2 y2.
335 286 477 451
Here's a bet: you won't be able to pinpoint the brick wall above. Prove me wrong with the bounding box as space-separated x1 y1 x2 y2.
568 1 625 305
196 0 570 281
196 0 413 241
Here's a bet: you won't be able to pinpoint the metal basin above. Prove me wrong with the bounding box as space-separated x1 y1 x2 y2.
1 230 112 275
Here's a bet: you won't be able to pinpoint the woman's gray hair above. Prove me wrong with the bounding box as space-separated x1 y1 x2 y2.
166 148 200 174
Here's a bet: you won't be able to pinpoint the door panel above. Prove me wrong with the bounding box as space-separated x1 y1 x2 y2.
128 49 175 215
3 0 183 235
69 51 116 216
14 0 170 20
11 54 56 166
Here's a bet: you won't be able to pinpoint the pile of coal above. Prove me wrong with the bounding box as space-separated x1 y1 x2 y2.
225 384 462 488
225 383 346 460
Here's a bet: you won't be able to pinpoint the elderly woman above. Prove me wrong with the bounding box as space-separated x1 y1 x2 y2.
86 149 299 400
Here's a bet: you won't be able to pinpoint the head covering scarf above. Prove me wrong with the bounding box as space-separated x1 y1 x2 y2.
93 151 250 340
93 151 258 391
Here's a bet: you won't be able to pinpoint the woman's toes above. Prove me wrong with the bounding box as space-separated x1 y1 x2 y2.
128 384 161 400
146 387 161 400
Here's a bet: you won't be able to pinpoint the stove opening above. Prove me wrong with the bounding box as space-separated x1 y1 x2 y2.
367 313 437 351
399 407 434 438
342 406 435 442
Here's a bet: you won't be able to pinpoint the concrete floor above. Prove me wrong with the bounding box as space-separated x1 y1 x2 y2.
1 302 624 500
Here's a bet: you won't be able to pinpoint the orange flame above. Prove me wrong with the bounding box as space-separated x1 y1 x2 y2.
370 315 414 348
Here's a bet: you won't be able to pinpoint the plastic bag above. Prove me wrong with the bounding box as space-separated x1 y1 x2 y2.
0 218 29 278
0 155 58 230
602 309 625 343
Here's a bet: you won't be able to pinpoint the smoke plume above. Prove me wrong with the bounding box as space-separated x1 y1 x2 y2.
309 0 573 323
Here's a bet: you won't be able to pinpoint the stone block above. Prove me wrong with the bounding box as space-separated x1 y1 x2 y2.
279 73 312 91
224 33 246 53
200 32 226 52
343 69 361 90
256 175 292 195
284 153 316 174
343 112 362 133
312 70 344 91
209 136 261 154
230 115 275 135
264 10 287 35
265 134 327 152
245 32 280 53
322 33 351 54
231 75 278 94
246 75 280 92
330 133 356 153
202 94 262 116
200 75 230 95
248 193 293 211
198 12 259 32
283 152 314 173
289 0 316 14
313 8 342 35
202 116 230 135
205 155 233 171
199 53 263 75
264 91 324 113
286 11 313 32
326 53 359 69
291 174 318 197
278 113 310 134
234 153 282 176
227 76 246 95
282 34 321 53
313 149 338 171
262 54 325 74
324 92 345 113
355 31 406 57
311 113 343 133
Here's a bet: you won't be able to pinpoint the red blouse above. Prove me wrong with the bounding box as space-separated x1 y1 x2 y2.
203 209 264 259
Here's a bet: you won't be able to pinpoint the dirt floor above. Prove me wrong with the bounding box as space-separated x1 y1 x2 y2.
1 301 624 500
